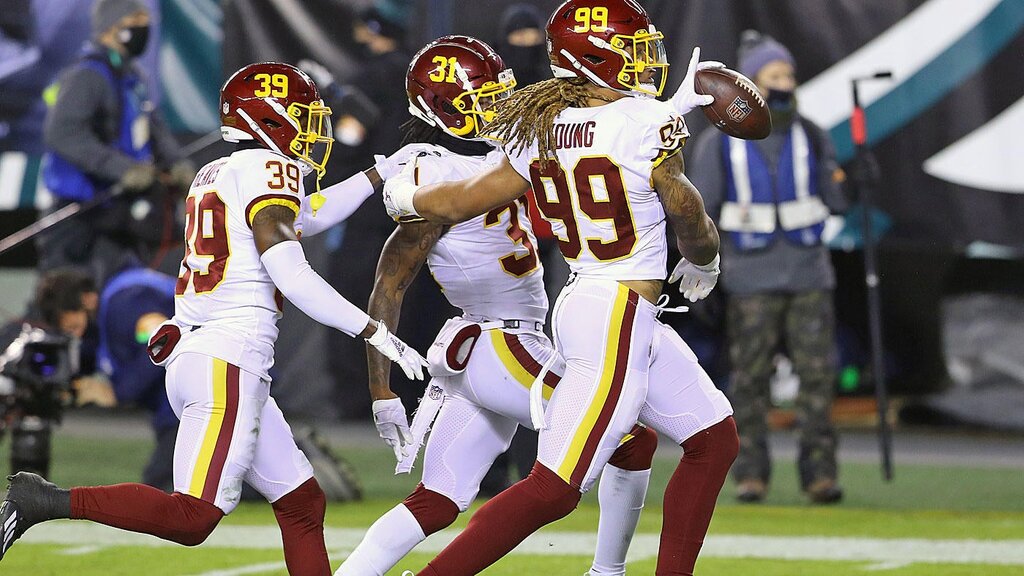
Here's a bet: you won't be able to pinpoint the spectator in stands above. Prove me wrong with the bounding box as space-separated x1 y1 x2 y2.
327 2 444 419
687 31 848 504
39 0 193 284
494 3 550 88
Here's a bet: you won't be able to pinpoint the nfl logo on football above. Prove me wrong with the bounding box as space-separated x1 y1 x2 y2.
727 96 753 123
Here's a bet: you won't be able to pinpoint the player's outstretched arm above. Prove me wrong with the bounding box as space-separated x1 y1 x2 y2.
366 220 445 401
294 168 382 238
652 152 723 302
295 144 438 237
253 205 428 379
383 156 530 224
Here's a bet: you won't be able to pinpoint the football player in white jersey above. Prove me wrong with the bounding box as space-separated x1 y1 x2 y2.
381 2 738 575
0 62 426 575
324 36 659 576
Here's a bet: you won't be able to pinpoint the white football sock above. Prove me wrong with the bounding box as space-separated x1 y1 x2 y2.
334 504 426 576
589 464 651 576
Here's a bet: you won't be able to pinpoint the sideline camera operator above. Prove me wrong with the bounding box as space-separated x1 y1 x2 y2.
0 269 99 478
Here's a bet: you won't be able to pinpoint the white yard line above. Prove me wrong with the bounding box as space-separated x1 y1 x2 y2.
21 522 1024 571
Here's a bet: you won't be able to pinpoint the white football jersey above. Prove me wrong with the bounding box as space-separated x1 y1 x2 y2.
172 148 304 379
505 97 688 281
410 144 548 325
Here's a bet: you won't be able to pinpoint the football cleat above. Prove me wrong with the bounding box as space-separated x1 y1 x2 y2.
0 472 68 561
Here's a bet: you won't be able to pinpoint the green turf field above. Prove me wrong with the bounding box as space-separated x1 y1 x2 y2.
3 430 1023 575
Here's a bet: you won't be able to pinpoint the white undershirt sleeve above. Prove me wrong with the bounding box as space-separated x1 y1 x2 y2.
294 170 375 238
260 240 371 337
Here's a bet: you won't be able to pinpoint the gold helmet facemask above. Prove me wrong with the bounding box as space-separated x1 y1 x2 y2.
286 99 334 178
608 27 669 97
450 68 517 138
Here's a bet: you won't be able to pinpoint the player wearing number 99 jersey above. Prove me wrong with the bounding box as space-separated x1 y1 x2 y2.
0 62 426 576
382 2 737 575
325 36 658 576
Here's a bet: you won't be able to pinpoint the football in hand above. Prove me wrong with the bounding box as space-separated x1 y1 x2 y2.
695 67 772 140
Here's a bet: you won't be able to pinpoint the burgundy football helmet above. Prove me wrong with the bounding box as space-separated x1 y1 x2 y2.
407 35 517 140
546 0 669 97
220 62 333 177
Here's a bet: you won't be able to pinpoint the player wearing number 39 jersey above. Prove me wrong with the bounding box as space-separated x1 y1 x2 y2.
0 62 426 576
383 2 737 575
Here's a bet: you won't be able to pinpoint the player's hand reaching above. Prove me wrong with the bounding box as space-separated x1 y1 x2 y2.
374 145 436 181
382 160 421 221
372 397 413 462
366 320 429 380
669 47 725 116
669 254 721 302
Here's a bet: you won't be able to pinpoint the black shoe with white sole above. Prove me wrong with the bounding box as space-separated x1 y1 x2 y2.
0 472 71 561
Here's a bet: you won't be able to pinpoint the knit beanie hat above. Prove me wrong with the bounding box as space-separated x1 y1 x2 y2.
91 0 147 40
737 30 795 80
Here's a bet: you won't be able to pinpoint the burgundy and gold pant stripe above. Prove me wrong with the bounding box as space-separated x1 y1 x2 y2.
490 331 561 399
559 285 639 487
188 358 240 502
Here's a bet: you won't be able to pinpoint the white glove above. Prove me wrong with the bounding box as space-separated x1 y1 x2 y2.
372 397 413 462
669 47 726 116
381 160 421 221
669 254 721 302
374 145 437 181
366 320 428 380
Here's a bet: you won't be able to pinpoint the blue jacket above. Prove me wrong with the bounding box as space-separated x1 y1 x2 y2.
42 51 154 201
719 122 829 251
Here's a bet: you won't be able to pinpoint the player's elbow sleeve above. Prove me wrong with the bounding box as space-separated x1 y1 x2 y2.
260 240 370 337
261 241 308 297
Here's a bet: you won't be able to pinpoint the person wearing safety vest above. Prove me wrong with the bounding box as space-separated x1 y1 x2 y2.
689 31 849 505
39 0 194 283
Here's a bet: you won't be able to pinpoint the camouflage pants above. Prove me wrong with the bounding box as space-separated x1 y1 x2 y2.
726 290 839 489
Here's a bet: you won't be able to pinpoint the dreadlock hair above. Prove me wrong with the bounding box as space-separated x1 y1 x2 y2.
483 76 594 166
399 116 495 156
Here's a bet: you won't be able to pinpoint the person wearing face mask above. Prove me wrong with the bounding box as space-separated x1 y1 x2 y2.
325 3 424 421
688 30 849 505
38 0 194 284
495 4 550 88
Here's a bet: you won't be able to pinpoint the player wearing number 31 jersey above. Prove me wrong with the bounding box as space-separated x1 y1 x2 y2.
383 2 737 575
0 62 425 576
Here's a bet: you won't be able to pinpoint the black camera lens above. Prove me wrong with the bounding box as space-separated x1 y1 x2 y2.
29 349 59 378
